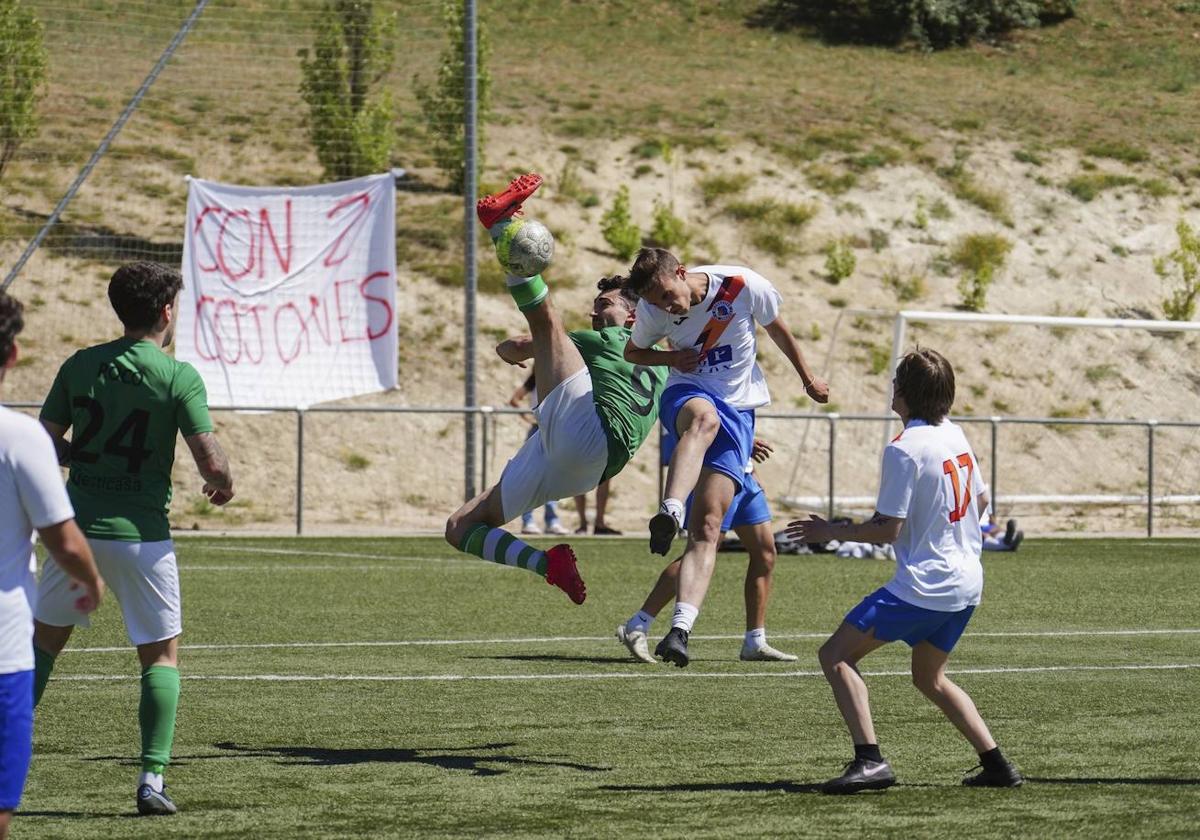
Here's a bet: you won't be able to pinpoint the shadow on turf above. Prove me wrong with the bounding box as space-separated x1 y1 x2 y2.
1025 776 1200 786
86 742 610 776
467 653 630 665
210 742 610 776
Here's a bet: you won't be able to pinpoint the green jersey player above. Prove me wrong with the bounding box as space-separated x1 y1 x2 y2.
33 262 235 816
445 175 666 603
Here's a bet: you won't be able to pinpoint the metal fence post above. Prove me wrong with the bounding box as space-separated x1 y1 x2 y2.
462 0 479 503
296 409 304 536
990 417 999 511
480 406 492 490
827 414 838 520
1147 420 1156 538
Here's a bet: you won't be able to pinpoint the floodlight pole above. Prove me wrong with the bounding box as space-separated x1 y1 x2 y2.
462 0 479 501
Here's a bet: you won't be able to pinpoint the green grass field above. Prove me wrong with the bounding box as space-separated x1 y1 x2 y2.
19 536 1200 839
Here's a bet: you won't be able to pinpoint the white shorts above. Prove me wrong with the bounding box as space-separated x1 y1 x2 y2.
500 367 609 522
35 539 181 647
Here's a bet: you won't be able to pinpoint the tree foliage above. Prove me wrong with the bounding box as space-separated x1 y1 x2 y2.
299 0 396 180
755 0 1077 49
414 0 490 194
0 0 48 181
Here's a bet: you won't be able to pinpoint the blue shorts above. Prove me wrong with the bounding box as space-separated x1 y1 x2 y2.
0 670 33 811
845 587 975 653
659 384 754 494
684 470 771 531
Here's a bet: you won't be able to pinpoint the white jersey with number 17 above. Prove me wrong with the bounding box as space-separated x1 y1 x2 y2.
629 265 781 410
876 418 986 612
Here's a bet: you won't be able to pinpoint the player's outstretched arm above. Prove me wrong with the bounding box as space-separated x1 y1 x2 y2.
787 511 904 545
38 519 103 613
40 419 72 466
623 339 699 372
764 317 829 403
185 432 234 505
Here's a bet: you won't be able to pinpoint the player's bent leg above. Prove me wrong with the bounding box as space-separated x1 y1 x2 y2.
737 522 796 662
447 481 586 605
652 399 721 555
818 624 895 794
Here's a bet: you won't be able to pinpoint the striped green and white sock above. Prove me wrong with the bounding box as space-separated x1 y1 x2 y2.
459 523 548 576
504 273 548 312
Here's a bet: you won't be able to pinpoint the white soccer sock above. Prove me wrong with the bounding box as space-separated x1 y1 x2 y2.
672 602 699 633
661 498 685 528
745 627 766 648
626 610 655 633
139 770 164 793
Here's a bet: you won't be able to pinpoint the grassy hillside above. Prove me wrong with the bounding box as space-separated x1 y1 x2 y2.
1 0 1198 534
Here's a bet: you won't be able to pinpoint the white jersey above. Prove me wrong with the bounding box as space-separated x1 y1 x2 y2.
876 418 986 612
630 264 781 410
0 406 74 674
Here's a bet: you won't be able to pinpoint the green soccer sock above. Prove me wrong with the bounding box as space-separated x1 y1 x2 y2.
505 273 548 312
33 646 56 706
139 665 180 774
459 523 548 576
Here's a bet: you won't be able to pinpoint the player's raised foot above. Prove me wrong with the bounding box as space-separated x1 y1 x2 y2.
648 512 678 556
739 642 798 662
544 544 586 604
962 759 1023 788
654 627 690 667
616 624 656 664
137 784 178 816
821 759 896 795
476 173 543 230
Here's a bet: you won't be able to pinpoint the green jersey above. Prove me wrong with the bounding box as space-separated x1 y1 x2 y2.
569 326 666 482
40 338 213 542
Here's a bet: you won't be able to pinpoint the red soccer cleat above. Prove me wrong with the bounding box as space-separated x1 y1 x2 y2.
476 173 543 229
544 544 586 605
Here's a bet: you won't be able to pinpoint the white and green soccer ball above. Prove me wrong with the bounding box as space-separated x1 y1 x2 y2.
493 217 555 278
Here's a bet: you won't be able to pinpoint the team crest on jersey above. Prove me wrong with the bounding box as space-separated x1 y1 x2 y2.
710 300 734 323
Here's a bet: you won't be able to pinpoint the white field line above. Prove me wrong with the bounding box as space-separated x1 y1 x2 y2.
51 662 1200 684
60 628 1200 654
187 545 489 568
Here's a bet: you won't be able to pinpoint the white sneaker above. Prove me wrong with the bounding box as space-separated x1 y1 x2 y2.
546 521 570 535
521 522 543 535
616 624 656 664
739 643 798 662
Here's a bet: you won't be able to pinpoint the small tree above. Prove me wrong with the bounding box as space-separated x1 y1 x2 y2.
601 186 641 260
1156 219 1200 322
415 0 490 193
299 0 396 180
0 0 48 182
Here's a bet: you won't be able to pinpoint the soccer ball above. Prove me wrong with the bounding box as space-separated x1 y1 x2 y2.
493 217 555 278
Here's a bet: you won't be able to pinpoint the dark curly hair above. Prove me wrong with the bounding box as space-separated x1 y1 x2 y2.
0 291 25 369
596 274 639 308
108 262 183 330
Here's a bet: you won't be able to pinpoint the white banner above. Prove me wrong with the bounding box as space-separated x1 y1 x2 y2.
178 173 397 408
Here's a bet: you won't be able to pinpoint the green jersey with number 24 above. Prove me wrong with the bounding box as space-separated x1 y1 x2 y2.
41 337 214 542
568 326 666 482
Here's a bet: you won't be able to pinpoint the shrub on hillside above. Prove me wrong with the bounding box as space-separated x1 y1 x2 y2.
1156 219 1200 322
754 0 1076 49
951 232 1011 311
601 186 641 260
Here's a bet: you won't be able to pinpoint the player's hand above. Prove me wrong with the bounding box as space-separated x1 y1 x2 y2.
69 577 104 614
804 377 830 404
786 514 833 543
204 483 235 506
670 349 701 373
751 438 774 463
496 341 528 368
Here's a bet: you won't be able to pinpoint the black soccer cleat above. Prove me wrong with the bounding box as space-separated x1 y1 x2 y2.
654 627 690 667
648 512 678 556
1003 518 1017 545
822 758 897 794
962 760 1023 788
137 784 178 815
